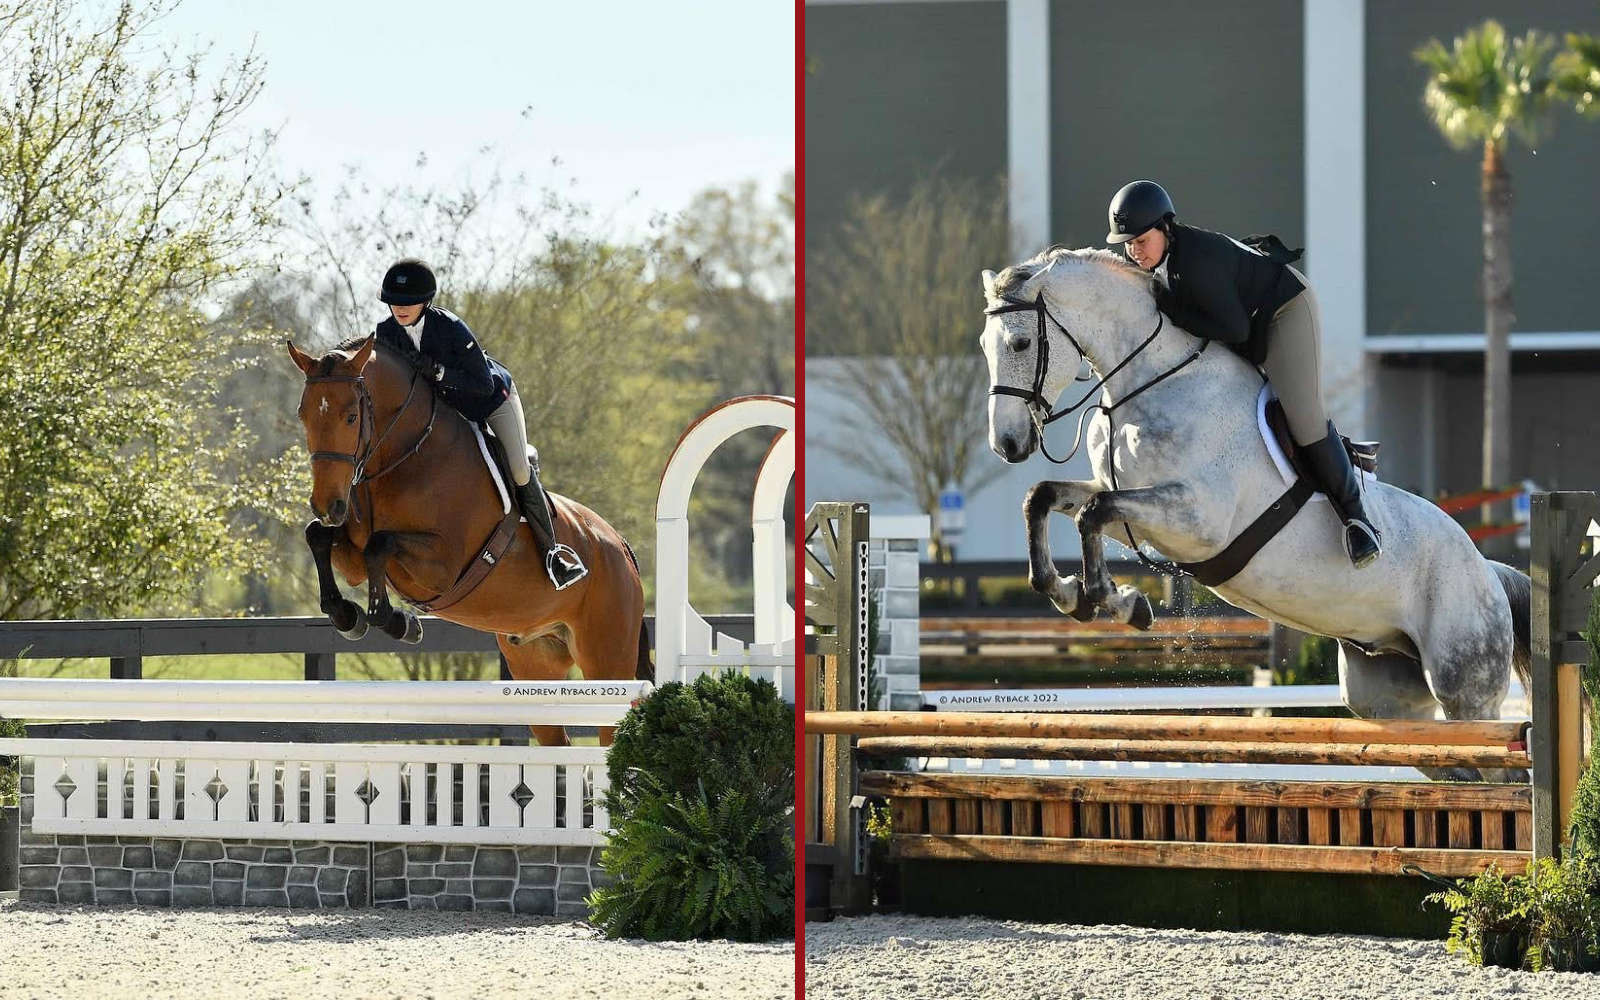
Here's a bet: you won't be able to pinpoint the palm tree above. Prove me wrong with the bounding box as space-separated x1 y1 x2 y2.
1554 26 1600 118
1414 22 1562 510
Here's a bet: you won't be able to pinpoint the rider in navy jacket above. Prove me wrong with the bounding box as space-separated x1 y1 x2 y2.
374 304 510 422
374 258 587 589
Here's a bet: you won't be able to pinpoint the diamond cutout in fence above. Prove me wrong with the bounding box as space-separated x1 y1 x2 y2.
53 770 77 802
510 780 535 814
356 778 379 808
205 771 227 804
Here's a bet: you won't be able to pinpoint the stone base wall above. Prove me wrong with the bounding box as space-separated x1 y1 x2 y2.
16 781 604 916
373 843 605 917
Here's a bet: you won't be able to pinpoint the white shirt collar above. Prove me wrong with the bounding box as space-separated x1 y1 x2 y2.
402 312 425 352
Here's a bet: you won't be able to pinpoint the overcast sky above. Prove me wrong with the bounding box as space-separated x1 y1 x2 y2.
154 0 794 236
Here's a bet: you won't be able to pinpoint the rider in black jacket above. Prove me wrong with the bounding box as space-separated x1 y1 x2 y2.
374 258 587 589
1106 181 1381 569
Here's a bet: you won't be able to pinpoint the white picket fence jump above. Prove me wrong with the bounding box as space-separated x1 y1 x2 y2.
0 680 645 846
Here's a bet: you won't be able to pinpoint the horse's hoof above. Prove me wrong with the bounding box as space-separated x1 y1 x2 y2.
1070 601 1098 623
334 608 368 641
401 615 423 645
1126 593 1154 631
1048 575 1086 618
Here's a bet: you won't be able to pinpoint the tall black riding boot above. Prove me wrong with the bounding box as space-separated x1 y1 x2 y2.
1300 422 1381 569
513 471 588 590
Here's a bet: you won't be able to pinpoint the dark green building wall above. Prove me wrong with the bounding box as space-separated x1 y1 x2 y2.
1367 1 1600 335
803 1 1008 249
1048 1 1304 254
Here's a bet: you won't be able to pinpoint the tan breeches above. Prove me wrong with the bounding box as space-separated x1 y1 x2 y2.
1259 265 1329 446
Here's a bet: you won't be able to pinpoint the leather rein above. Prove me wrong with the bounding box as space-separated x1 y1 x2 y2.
303 367 439 523
985 294 1210 576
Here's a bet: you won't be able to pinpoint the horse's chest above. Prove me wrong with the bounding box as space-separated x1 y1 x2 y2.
1088 417 1152 484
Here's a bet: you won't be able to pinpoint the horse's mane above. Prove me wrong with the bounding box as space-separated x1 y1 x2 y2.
316 331 432 379
992 245 1155 299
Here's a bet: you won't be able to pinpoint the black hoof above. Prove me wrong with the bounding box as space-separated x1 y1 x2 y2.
1128 594 1154 631
332 604 368 641
400 614 423 645
1070 601 1098 623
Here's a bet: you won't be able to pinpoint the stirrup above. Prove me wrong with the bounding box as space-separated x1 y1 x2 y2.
545 543 588 590
1343 520 1382 569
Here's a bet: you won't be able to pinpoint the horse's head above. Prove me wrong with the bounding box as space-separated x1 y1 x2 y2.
287 335 378 526
979 248 1157 463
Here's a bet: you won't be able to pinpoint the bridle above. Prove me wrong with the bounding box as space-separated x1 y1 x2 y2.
986 295 1198 465
985 292 1211 577
304 365 439 523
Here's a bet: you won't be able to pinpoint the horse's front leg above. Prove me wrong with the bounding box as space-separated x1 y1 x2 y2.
1023 480 1105 621
1076 483 1199 630
306 520 368 639
363 531 423 644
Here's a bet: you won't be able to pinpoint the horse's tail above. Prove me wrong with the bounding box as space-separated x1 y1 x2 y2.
1490 560 1532 694
636 620 655 682
620 536 655 682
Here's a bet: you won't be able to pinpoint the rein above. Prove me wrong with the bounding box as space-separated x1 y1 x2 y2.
985 294 1210 576
304 367 440 523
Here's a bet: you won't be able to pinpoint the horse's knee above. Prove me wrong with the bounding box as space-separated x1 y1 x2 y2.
1023 483 1058 524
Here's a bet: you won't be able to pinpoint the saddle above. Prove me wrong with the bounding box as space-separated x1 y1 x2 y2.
1173 396 1381 588
406 424 523 614
1263 397 1379 479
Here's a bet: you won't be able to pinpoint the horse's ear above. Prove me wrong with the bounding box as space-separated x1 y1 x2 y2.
349 334 377 369
1015 264 1053 302
981 269 997 298
286 339 317 375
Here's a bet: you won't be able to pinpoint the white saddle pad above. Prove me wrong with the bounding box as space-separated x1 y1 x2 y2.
469 423 514 516
1255 383 1377 502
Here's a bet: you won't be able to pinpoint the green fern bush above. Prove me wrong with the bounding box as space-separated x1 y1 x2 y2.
588 672 794 941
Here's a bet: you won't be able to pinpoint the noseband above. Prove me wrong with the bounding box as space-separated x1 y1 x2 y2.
304 366 439 521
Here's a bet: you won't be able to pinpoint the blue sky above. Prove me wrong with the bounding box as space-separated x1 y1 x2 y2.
155 0 794 235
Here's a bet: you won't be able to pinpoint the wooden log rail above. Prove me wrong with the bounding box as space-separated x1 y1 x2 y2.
805 710 1530 750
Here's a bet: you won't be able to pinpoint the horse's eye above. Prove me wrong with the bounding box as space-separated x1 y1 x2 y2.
345 413 357 426
1012 336 1032 352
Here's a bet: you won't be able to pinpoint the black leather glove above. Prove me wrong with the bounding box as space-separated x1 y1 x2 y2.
431 362 446 383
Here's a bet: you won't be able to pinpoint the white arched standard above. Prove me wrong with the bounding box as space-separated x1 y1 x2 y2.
654 395 795 700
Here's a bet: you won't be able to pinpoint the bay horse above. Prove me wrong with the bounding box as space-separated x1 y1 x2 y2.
978 247 1531 781
286 334 649 746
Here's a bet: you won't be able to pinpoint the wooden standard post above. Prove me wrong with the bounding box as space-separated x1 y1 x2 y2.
1529 492 1597 859
804 502 872 916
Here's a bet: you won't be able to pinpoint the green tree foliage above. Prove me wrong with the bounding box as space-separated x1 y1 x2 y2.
0 0 298 618
1555 27 1600 118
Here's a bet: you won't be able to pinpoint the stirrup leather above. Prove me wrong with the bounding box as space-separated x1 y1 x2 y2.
545 543 588 590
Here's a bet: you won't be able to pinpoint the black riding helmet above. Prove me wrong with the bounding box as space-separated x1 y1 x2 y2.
379 258 438 306
1106 180 1176 244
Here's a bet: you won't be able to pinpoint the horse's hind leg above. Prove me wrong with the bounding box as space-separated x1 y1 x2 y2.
498 633 577 747
1419 622 1522 783
1338 641 1487 782
567 616 648 748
